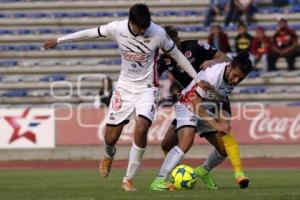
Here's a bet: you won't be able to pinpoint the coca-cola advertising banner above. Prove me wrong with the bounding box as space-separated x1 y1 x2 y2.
56 104 300 145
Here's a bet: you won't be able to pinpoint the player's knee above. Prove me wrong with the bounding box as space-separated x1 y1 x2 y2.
134 123 148 136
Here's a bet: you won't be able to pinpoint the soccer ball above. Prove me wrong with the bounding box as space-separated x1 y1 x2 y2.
171 164 197 190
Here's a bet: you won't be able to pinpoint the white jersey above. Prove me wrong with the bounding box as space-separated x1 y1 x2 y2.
181 62 234 103
99 20 175 86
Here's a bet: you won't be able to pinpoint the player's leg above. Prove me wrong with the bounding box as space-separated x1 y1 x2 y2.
122 116 151 191
161 119 178 156
100 88 133 178
150 103 196 190
151 126 195 190
220 131 250 188
100 123 125 177
121 87 157 191
195 132 227 189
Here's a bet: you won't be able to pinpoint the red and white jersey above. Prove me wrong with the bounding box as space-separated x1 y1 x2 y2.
98 20 175 86
181 62 234 103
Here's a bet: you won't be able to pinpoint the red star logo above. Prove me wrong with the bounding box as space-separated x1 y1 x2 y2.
4 108 50 144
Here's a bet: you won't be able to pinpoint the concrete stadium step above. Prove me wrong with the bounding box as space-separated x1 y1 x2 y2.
2 13 300 27
0 81 103 90
241 76 300 86
0 49 118 59
1 92 299 105
229 93 300 102
0 0 208 11
0 65 121 74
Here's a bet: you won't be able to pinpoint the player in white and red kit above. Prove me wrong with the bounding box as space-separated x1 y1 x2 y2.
42 4 211 191
151 52 253 190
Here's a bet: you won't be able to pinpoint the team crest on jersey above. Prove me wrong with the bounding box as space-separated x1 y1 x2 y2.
164 58 171 65
144 39 151 43
185 51 192 58
112 90 122 111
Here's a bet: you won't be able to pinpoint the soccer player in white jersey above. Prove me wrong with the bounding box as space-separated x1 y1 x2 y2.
150 52 253 190
42 3 211 191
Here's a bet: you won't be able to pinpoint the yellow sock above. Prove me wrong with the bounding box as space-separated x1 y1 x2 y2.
222 133 243 174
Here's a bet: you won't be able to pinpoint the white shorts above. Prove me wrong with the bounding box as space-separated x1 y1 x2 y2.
106 82 159 125
175 102 216 136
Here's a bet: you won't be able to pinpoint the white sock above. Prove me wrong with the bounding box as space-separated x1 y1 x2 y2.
123 143 145 182
104 144 116 159
158 146 185 179
203 148 226 171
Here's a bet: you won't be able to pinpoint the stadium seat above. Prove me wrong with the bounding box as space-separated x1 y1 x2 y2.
2 89 28 97
116 11 129 17
247 71 261 78
0 60 18 67
0 45 16 51
239 86 266 94
37 28 54 34
60 28 78 34
176 25 204 32
15 29 33 35
92 12 114 17
0 29 14 35
39 75 66 82
287 101 300 106
99 58 121 65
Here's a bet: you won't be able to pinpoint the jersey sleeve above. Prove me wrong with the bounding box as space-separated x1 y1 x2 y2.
159 30 176 52
195 40 217 59
194 66 221 99
98 21 118 39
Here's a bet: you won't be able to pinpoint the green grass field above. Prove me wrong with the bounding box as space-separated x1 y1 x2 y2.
0 169 299 200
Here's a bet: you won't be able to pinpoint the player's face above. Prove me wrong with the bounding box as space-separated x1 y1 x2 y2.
130 23 148 36
225 64 247 86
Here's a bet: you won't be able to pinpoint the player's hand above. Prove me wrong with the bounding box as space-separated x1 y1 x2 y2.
42 39 58 49
197 80 214 92
200 60 215 70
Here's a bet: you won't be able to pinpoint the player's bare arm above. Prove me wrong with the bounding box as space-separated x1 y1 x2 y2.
189 94 230 133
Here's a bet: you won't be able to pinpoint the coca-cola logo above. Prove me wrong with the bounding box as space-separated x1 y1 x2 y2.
250 110 300 140
122 51 149 62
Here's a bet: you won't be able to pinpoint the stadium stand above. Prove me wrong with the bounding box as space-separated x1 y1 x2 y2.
0 0 300 106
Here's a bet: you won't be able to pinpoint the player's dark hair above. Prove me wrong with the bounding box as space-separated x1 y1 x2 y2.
129 3 151 28
164 25 178 43
231 51 253 74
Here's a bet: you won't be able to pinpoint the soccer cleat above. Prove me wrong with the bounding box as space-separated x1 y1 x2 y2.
121 180 137 192
235 172 250 189
195 166 218 189
150 177 175 190
99 155 113 178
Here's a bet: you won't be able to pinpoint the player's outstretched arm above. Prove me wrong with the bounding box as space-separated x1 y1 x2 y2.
167 47 214 91
42 28 99 49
